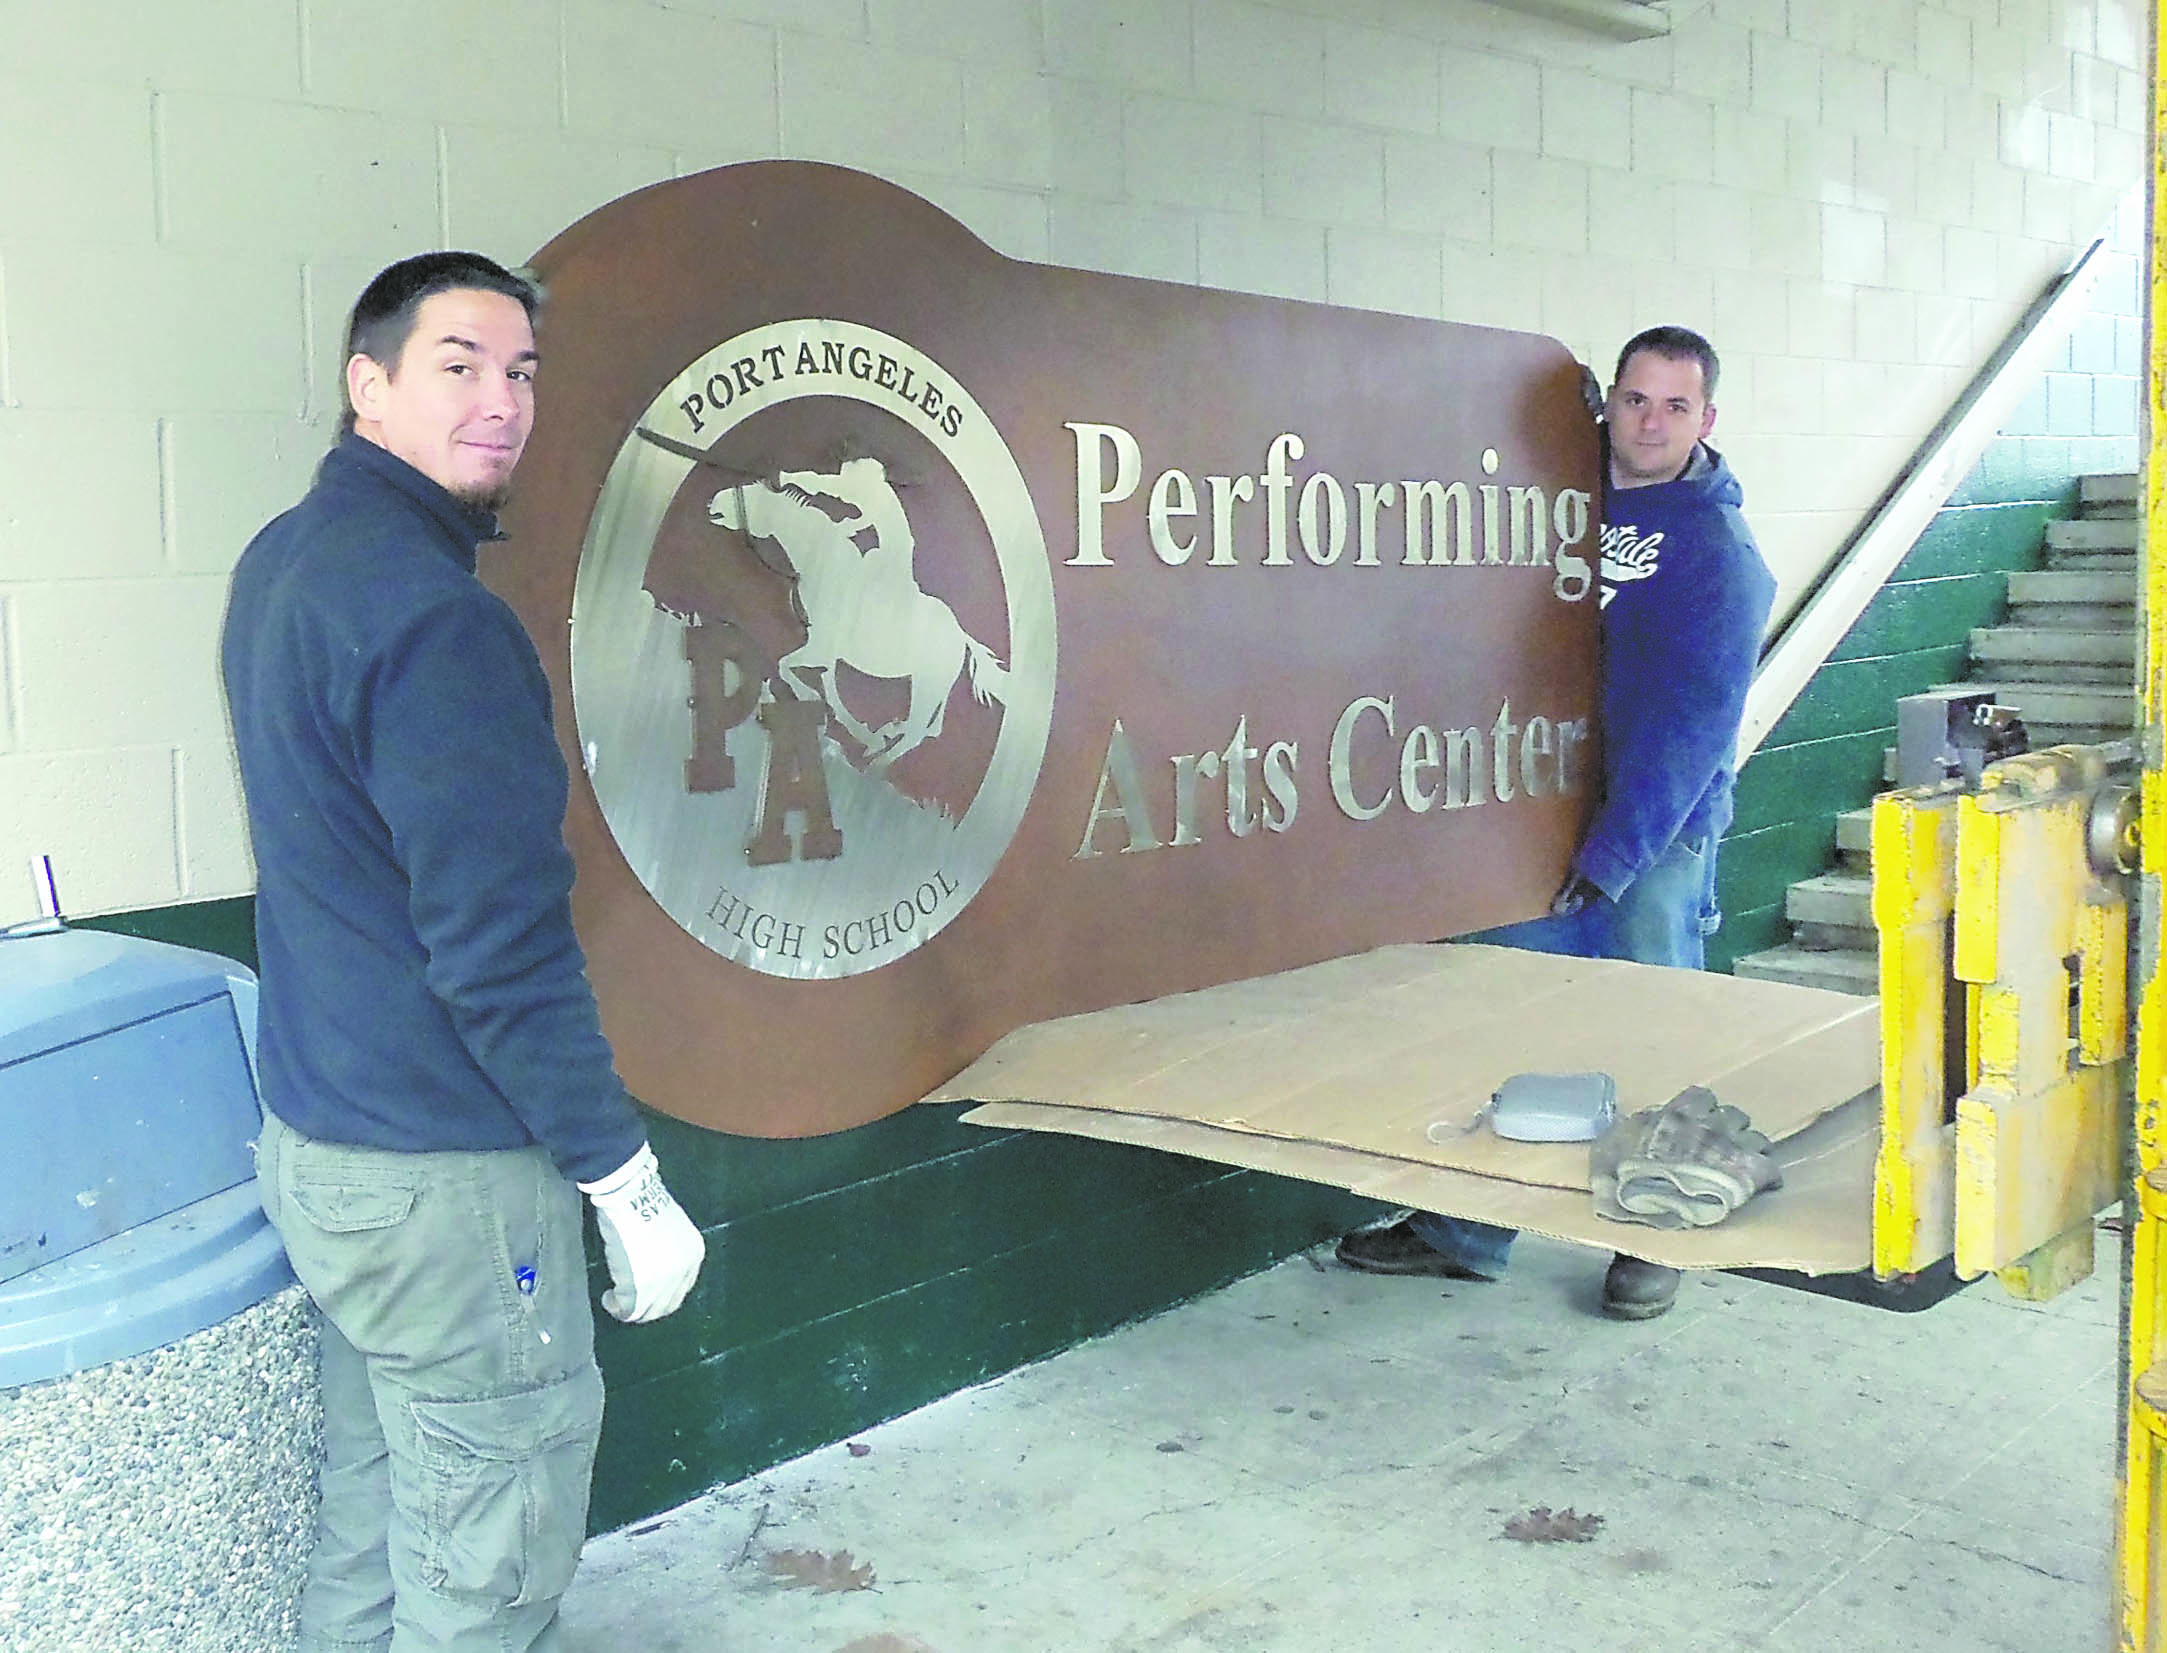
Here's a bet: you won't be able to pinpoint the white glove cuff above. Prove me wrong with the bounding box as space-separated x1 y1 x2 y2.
577 1141 657 1200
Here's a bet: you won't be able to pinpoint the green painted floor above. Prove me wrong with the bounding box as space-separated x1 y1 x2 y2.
559 1224 2119 1652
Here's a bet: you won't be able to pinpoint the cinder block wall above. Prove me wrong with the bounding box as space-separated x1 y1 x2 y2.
1711 183 2146 970
0 0 2149 1531
0 0 2143 926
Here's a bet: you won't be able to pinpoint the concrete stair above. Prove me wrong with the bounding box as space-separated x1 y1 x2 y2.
1733 473 2138 997
2080 471 2137 510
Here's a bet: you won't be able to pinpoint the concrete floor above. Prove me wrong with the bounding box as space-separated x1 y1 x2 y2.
559 1223 2123 1653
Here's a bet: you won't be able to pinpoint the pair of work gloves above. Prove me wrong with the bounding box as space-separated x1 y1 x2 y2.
578 1143 706 1323
1589 1085 1783 1230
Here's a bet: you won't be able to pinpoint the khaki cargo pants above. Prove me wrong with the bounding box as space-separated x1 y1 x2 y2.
256 1109 603 1653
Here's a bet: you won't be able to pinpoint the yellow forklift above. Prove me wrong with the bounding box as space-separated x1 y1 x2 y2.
1903 20 2167 1641
2125 19 2167 1632
2122 21 2167 1650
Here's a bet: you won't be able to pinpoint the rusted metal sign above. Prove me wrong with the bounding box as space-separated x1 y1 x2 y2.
490 161 1599 1136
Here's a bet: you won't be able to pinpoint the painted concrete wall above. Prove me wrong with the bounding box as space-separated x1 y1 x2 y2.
0 0 2143 925
1716 184 2146 970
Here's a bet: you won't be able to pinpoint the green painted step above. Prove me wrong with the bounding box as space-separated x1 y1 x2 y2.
1786 867 1874 953
2044 549 2137 573
1731 943 1878 996
1964 663 2128 688
2008 608 2139 632
2005 569 2136 607
2080 473 2138 510
1786 872 1871 929
1734 471 2138 1008
2046 517 2138 551
2004 562 2133 631
1968 628 2135 690
1969 626 2134 662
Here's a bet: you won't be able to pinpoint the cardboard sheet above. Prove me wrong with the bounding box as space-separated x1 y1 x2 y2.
928 943 1884 1275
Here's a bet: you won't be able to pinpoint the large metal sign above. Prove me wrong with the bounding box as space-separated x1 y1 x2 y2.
491 161 1599 1136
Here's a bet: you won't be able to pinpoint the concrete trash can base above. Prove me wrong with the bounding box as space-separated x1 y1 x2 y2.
0 1284 321 1653
2 928 320 1650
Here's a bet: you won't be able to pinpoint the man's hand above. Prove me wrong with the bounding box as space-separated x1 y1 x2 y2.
1549 875 1600 918
1577 362 1604 419
577 1143 706 1323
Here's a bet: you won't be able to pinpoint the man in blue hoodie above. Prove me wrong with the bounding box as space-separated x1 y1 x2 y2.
223 252 708 1652
1336 325 1776 1321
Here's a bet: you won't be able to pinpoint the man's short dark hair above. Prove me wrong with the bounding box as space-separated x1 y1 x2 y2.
1613 325 1719 401
341 252 541 431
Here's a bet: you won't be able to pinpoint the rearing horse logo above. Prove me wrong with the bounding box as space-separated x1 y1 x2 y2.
570 316 1055 982
708 456 1009 771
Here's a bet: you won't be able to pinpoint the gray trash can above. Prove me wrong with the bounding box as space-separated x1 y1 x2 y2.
0 927 320 1653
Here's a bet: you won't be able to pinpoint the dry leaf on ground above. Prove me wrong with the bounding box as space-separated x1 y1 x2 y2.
762 1547 877 1592
1501 1506 1604 1543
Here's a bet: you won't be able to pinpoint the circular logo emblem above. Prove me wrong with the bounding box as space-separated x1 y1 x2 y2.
570 319 1055 979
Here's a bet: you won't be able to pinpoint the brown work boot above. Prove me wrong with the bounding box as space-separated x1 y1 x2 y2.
1335 1217 1498 1280
1600 1254 1680 1320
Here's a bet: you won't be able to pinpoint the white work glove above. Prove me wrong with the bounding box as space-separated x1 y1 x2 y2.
577 1143 705 1323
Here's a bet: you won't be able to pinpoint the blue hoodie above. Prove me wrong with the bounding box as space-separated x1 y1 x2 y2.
221 434 647 1184
1573 438 1775 901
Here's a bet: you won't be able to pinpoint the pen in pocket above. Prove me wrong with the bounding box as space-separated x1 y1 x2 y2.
514 1266 550 1343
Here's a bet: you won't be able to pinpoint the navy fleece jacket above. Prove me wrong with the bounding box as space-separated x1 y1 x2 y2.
1573 438 1775 902
221 434 646 1183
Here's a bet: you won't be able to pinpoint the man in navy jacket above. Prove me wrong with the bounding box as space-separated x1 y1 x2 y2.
1337 326 1776 1321
223 252 706 1652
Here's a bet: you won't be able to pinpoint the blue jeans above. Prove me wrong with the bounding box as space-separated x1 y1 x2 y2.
1408 834 1721 1273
